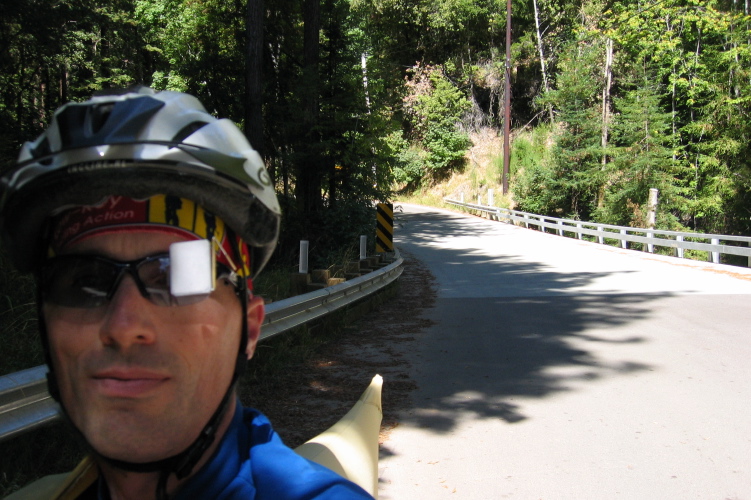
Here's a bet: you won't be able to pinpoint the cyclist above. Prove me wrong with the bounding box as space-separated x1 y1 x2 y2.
0 87 373 500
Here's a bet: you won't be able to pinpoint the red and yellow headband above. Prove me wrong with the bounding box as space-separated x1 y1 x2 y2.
48 195 251 278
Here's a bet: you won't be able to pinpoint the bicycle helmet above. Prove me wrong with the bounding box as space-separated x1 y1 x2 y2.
0 86 280 278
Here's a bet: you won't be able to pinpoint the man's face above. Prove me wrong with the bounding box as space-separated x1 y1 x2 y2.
42 231 252 463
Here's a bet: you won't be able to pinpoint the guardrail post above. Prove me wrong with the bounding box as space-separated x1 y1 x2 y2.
597 226 604 245
711 238 720 263
647 231 654 253
557 220 564 236
299 240 310 273
676 235 684 258
620 229 628 249
523 214 529 229
576 223 583 240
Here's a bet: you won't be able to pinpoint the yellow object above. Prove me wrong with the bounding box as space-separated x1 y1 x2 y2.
294 374 383 498
376 203 394 252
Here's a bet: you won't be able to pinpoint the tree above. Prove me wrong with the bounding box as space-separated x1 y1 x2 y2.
400 65 471 180
525 1 608 219
604 67 686 228
245 0 264 155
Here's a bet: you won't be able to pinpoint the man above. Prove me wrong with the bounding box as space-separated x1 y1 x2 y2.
0 88 373 499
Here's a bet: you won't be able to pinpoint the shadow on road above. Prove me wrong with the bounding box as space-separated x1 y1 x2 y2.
381 206 663 448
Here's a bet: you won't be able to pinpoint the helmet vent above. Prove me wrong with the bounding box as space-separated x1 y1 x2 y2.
172 121 208 143
91 103 115 134
29 137 51 160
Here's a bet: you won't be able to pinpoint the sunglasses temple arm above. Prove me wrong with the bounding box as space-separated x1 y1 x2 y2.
213 237 241 274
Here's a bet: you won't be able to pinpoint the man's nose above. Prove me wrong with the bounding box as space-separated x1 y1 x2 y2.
99 275 157 348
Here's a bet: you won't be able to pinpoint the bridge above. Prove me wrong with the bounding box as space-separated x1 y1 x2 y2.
379 203 751 499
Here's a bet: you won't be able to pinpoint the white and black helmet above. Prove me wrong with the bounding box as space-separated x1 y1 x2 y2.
0 86 280 277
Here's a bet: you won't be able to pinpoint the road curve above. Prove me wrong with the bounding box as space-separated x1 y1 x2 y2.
378 203 751 500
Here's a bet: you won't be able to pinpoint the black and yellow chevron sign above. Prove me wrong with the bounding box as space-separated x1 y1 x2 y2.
376 203 394 252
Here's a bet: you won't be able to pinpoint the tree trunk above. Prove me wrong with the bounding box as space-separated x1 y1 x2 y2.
361 52 371 113
532 0 553 123
598 37 613 209
296 0 321 221
245 0 265 157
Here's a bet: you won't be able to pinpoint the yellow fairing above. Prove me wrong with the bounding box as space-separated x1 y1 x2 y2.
294 374 383 498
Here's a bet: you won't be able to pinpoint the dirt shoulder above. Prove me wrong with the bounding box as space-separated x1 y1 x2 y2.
244 252 437 448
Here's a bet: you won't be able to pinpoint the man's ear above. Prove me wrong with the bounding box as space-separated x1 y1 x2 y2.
245 295 265 360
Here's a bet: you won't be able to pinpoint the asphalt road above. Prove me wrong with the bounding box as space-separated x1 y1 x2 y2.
378 203 751 500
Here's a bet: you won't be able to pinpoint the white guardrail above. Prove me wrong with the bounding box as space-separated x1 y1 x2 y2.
445 198 751 266
0 250 404 443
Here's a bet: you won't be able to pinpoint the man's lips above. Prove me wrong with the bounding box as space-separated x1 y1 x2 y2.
91 369 170 398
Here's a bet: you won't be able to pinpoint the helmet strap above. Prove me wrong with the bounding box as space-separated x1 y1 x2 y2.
100 380 235 478
34 273 61 402
230 230 250 380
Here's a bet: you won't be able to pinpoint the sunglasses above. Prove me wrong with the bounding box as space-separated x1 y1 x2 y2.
40 244 237 309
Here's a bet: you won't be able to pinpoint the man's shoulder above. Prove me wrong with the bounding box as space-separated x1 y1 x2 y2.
239 407 374 499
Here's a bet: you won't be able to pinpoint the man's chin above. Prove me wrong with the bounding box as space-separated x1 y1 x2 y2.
90 434 187 465
76 410 189 463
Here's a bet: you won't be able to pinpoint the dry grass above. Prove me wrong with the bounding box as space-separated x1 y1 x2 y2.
398 127 513 209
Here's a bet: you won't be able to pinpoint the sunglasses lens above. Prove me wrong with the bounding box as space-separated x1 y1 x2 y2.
42 258 119 308
137 257 173 307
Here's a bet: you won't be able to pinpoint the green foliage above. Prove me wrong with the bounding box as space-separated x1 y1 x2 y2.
385 130 425 188
401 66 472 179
511 125 558 214
510 129 547 178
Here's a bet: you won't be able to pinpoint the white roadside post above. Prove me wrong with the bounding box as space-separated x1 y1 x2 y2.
646 188 659 253
299 240 309 274
711 238 720 264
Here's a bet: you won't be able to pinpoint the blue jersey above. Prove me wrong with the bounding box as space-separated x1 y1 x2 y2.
171 404 373 499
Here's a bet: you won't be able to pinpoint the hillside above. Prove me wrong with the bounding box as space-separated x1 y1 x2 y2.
402 127 511 209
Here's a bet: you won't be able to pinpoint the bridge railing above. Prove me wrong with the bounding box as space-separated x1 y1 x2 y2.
0 250 403 443
445 198 751 266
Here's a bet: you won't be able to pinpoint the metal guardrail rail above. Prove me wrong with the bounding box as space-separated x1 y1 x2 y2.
0 249 403 443
445 198 751 265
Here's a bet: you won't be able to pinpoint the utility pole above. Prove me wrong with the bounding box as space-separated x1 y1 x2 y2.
502 0 512 195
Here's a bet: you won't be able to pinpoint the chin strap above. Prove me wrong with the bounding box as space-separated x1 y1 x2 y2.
98 380 234 478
